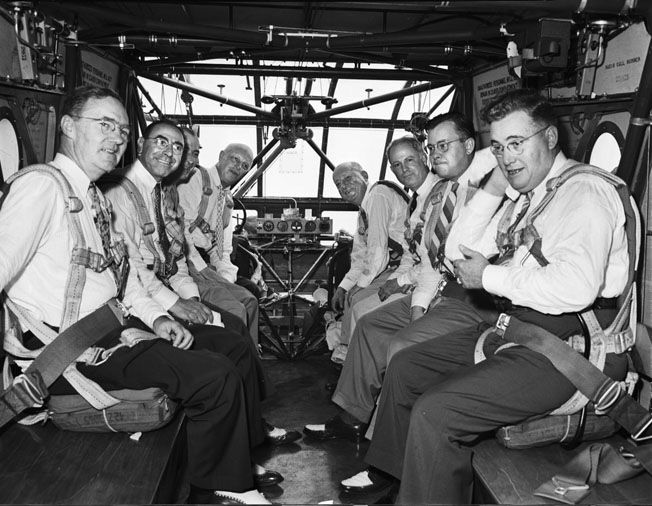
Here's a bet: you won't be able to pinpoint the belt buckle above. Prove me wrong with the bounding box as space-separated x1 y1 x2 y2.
632 415 652 442
12 373 47 408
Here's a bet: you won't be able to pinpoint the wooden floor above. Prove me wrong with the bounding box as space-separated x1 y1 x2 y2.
254 351 394 505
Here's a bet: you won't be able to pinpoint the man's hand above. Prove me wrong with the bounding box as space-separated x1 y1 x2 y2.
346 285 362 305
483 165 509 197
331 287 347 313
168 297 213 325
410 306 426 322
152 316 194 350
453 245 490 289
378 278 412 301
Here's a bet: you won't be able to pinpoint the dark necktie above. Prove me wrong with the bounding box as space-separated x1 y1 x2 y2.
88 183 121 284
409 192 418 216
153 183 178 277
495 192 532 265
358 207 369 235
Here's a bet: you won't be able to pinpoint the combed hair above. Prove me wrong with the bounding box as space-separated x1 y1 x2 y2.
386 136 424 159
62 86 123 118
143 119 182 139
480 88 557 129
426 111 475 141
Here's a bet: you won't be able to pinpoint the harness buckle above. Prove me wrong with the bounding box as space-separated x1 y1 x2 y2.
632 415 652 442
551 477 589 497
495 313 511 338
11 372 47 409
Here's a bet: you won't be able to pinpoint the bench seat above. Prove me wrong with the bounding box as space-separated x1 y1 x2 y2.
472 434 652 504
0 415 186 504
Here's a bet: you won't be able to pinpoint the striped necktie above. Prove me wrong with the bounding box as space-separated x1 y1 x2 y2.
214 187 226 259
429 180 458 271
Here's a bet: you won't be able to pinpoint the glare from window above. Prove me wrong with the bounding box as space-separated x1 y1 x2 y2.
589 133 621 173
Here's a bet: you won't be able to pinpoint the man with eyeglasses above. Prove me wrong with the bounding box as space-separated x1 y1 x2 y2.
305 126 494 444
345 88 629 504
0 86 280 504
178 143 260 348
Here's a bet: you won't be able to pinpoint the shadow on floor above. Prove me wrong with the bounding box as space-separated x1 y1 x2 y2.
255 353 393 505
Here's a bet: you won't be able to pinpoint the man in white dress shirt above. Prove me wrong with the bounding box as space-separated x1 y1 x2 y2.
330 161 409 348
177 142 260 346
343 89 629 503
0 86 275 504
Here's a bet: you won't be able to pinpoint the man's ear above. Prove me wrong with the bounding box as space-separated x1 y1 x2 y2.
545 125 559 150
464 137 475 155
361 170 369 182
137 137 145 156
60 115 75 139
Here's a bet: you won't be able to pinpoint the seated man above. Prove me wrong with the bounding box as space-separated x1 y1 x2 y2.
0 86 281 504
342 89 629 503
330 161 409 350
305 116 495 441
102 121 300 448
177 142 260 346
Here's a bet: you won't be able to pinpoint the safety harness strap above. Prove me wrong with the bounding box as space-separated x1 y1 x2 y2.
0 300 124 429
187 165 214 233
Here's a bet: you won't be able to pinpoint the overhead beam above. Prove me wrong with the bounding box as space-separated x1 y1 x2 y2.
163 114 412 129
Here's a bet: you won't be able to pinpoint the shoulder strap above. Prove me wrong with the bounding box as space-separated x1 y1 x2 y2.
375 180 410 203
5 165 88 329
99 175 162 265
188 165 215 234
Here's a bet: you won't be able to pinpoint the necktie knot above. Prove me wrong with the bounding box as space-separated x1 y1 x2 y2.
409 192 418 216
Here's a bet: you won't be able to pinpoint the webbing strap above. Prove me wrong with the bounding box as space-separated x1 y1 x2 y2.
0 301 123 429
533 443 648 504
188 165 214 234
5 165 88 330
500 316 652 444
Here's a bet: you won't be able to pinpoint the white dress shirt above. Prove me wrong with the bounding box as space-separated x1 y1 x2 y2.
446 151 628 314
177 165 239 283
105 160 200 311
0 154 167 329
339 182 409 291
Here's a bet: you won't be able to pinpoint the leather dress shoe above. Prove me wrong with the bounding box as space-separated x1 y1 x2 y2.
340 467 394 494
303 414 367 443
254 468 284 488
264 425 301 446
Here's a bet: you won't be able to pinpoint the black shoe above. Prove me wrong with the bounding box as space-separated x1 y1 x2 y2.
253 467 284 488
303 414 367 443
264 422 302 446
340 467 395 494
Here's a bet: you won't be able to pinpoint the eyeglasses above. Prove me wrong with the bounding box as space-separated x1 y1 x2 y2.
228 154 251 172
73 116 131 140
145 135 184 154
426 138 466 154
490 126 549 157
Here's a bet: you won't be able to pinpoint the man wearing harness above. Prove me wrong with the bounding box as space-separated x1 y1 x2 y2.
0 86 280 504
104 120 300 451
305 117 495 444
342 89 629 503
177 142 260 347
330 161 409 353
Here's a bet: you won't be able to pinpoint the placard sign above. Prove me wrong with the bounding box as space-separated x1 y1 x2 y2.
80 49 119 90
472 64 520 143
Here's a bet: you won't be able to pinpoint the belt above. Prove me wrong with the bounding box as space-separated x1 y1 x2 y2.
493 296 618 313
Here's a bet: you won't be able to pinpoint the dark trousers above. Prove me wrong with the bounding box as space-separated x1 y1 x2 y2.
365 308 626 504
49 322 265 492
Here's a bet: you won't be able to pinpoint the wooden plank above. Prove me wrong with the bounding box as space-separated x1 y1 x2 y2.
0 415 185 504
473 435 652 505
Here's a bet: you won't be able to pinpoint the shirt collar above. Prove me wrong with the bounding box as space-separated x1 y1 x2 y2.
50 153 93 196
128 158 160 193
415 172 438 199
